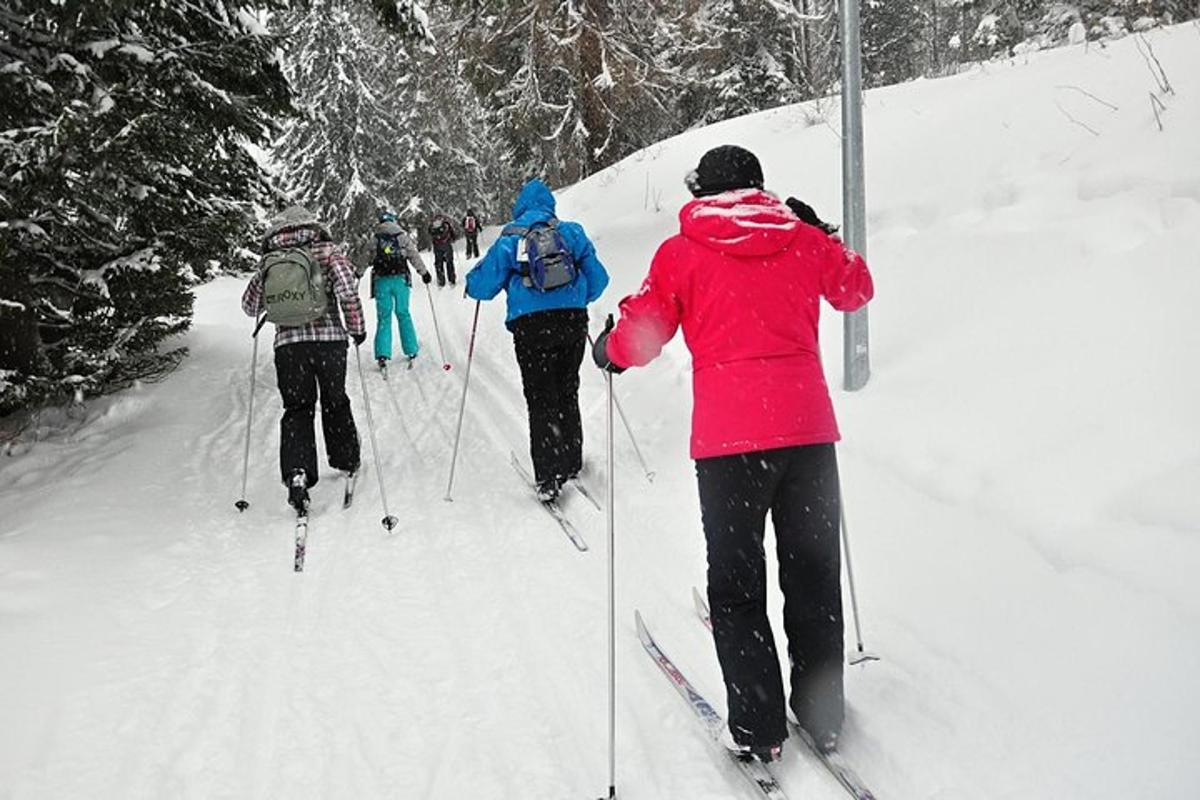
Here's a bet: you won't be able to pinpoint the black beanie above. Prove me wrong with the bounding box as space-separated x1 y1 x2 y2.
686 145 764 197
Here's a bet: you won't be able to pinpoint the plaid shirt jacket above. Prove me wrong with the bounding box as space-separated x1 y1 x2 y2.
242 228 366 349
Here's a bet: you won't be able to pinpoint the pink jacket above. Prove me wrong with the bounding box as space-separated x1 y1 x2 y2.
605 190 873 459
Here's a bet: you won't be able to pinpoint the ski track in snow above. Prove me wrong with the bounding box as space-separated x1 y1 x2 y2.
4 26 1200 800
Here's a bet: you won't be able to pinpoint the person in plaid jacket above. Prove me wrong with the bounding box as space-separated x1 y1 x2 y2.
241 206 367 511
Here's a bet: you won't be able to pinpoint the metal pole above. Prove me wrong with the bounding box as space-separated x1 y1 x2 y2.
355 346 399 531
235 315 267 512
841 0 870 392
839 485 879 665
424 282 451 371
604 370 617 800
444 301 481 501
587 332 654 482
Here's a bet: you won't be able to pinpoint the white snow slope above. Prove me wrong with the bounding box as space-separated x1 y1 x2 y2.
3 26 1199 800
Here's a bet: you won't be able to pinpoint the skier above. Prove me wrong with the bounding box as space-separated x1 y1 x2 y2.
465 178 609 501
370 211 433 370
592 146 874 761
241 205 368 511
462 208 482 259
428 213 457 287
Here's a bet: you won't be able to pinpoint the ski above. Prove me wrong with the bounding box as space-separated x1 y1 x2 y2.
691 588 879 800
342 469 359 509
566 476 602 511
509 452 589 552
294 509 308 572
790 726 877 800
634 610 789 799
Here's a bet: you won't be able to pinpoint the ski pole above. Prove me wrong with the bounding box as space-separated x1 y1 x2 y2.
354 346 399 531
424 282 451 371
601 368 618 800
588 331 654 482
444 300 481 501
235 314 268 512
839 483 879 665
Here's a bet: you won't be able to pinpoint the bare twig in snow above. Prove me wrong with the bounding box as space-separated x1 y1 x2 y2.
1135 35 1174 95
1054 85 1119 111
1149 92 1167 131
1055 101 1099 136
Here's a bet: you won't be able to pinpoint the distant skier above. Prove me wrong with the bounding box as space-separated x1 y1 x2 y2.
428 213 457 287
241 205 367 511
465 179 609 501
592 145 874 761
462 208 482 259
370 211 433 370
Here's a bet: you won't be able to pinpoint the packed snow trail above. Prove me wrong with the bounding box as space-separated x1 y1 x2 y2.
4 25 1200 799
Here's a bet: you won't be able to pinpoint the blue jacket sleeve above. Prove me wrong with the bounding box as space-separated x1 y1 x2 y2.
565 223 609 304
465 238 514 301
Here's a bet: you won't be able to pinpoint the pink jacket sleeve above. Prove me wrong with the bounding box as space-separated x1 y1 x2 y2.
820 236 874 312
605 241 684 369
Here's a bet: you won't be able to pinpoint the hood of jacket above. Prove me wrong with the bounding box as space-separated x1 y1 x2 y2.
376 221 405 237
678 189 801 259
263 205 331 247
511 179 556 224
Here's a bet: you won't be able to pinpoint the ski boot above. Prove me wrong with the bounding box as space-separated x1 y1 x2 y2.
535 477 561 503
287 469 309 513
787 705 839 754
719 725 782 763
377 356 389 371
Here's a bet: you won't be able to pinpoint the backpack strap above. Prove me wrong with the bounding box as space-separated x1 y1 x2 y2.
500 225 528 238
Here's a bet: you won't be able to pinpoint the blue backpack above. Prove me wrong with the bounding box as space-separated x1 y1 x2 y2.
502 219 577 292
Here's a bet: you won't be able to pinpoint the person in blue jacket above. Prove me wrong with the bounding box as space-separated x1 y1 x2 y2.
466 179 609 501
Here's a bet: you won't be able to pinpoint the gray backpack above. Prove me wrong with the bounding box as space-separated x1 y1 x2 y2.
260 247 328 326
502 219 578 292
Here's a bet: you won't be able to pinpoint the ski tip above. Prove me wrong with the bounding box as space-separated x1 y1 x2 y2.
634 609 649 640
235 499 250 513
382 515 399 532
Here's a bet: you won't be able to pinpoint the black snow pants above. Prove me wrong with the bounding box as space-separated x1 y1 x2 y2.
433 243 456 285
464 233 480 259
696 443 844 748
274 341 360 486
511 309 588 485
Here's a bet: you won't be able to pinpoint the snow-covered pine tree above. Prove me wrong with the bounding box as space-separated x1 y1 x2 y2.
274 0 493 257
456 0 671 186
669 0 827 128
863 0 931 86
272 0 429 242
0 1 292 415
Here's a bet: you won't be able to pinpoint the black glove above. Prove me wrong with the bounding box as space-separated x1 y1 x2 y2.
592 315 626 374
785 197 839 235
351 330 367 347
421 271 433 285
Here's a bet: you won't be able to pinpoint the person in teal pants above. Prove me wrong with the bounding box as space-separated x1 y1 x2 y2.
370 212 432 369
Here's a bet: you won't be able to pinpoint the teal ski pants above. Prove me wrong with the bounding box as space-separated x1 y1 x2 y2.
373 275 419 360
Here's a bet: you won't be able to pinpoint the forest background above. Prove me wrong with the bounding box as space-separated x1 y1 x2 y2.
1 0 1194 416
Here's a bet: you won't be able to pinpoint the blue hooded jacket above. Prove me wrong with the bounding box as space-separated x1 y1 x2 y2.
465 180 609 325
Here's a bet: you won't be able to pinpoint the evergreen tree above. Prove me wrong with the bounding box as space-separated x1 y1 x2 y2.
456 0 672 186
0 1 292 415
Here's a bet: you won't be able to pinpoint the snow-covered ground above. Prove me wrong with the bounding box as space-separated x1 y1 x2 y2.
3 26 1199 800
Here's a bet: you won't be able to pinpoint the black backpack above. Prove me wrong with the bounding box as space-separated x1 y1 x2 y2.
373 233 409 277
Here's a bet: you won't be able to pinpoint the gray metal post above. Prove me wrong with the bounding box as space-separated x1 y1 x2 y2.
841 0 870 392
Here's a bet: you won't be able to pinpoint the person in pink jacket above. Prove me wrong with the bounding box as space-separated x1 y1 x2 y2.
592 145 874 761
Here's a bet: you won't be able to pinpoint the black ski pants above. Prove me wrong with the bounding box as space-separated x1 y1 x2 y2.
433 243 456 285
511 309 588 485
696 443 844 748
464 233 480 259
274 341 360 486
